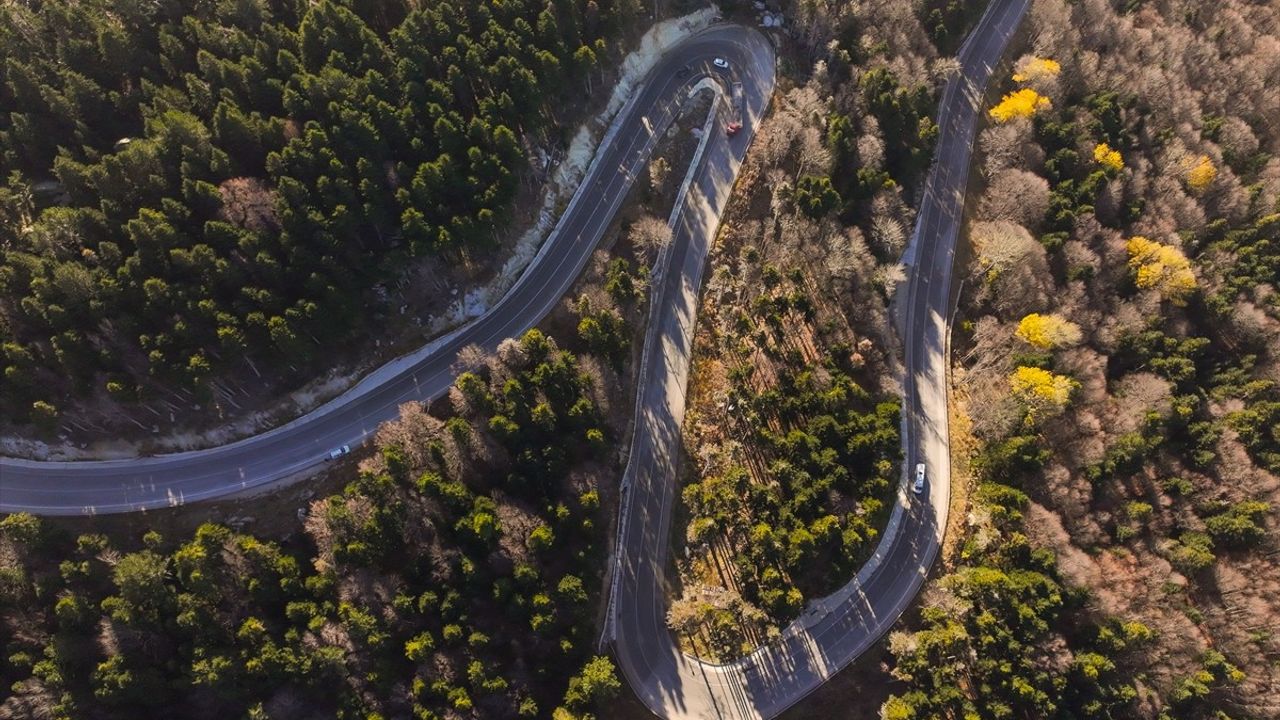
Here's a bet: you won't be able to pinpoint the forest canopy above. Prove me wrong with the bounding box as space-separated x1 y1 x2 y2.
0 328 627 719
942 0 1280 715
0 0 630 424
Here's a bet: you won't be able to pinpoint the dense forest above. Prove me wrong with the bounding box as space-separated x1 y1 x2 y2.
885 0 1279 716
4 0 1278 716
882 481 1161 719
0 315 645 717
0 0 635 430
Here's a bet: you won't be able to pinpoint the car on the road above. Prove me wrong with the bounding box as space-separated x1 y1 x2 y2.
676 65 692 79
912 463 926 494
713 57 729 69
327 445 351 461
726 81 744 136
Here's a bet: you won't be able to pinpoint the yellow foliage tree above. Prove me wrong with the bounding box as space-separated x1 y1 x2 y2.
1125 236 1196 304
1010 366 1077 420
1185 154 1217 192
1015 313 1083 350
1093 143 1124 171
1012 57 1061 83
989 89 1051 123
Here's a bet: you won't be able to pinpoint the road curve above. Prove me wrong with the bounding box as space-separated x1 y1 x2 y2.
0 3 1030 716
0 25 775 516
607 1 1029 718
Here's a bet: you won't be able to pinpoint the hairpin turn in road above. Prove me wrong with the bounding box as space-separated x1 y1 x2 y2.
605 2 1028 718
0 6 1029 718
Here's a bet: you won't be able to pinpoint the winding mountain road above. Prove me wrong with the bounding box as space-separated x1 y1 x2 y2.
0 24 771 516
607 1 1028 718
1 4 1029 718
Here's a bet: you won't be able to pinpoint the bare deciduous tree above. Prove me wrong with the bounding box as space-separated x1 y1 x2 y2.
825 226 875 289
755 86 828 170
875 262 906 296
978 169 1051 230
978 119 1036 175
930 58 963 83
629 214 672 256
796 125 832 178
495 337 527 371
452 344 489 374
857 127 886 171
767 168 793 220
871 214 906 257
870 190 911 257
970 220 1038 275
218 177 279 232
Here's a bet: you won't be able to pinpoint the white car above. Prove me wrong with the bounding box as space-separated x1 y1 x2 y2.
713 57 729 69
327 444 351 461
912 463 926 494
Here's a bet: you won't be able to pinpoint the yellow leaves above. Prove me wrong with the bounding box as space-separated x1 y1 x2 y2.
1135 263 1164 289
1010 367 1075 404
1009 366 1077 420
1015 313 1083 350
989 88 1051 123
1126 236 1196 305
991 57 1060 124
1093 143 1124 171
1184 154 1217 192
1012 57 1061 83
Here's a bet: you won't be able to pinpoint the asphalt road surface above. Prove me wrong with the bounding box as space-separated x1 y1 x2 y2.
2 4 1029 718
608 1 1029 718
0 25 773 516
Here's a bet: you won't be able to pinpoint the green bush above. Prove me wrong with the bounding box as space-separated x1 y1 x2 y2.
793 175 842 218
1169 532 1215 574
1203 501 1269 548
